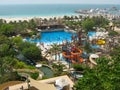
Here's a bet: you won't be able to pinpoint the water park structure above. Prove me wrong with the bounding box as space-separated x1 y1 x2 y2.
96 39 106 45
62 44 83 64
89 54 99 65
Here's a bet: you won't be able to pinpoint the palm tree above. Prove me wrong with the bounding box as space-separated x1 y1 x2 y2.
70 16 74 21
79 15 83 19
63 15 68 20
49 43 61 61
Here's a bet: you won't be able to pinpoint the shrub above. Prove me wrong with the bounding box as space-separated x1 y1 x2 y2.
73 64 86 71
30 72 39 80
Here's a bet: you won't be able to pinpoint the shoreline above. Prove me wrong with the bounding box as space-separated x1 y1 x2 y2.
1 13 119 23
0 16 61 23
0 14 77 23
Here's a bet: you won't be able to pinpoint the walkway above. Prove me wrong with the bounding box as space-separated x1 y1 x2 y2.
8 75 74 90
8 77 56 90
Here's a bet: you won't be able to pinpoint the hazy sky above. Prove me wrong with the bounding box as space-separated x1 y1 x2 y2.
0 0 120 4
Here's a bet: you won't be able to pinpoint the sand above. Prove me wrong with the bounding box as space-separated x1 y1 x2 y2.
0 15 64 23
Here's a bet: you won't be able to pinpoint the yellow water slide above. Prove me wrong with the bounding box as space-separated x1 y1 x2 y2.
96 39 106 45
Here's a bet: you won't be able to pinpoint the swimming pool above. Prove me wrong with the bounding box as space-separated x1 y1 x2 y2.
26 30 76 44
88 31 100 49
88 31 96 37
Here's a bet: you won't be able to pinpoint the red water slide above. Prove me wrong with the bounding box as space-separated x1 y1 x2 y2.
62 48 83 64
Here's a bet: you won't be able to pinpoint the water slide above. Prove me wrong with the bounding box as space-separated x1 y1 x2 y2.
71 48 83 64
62 48 83 64
62 52 74 59
96 39 106 45
70 48 82 55
89 54 99 65
71 58 83 64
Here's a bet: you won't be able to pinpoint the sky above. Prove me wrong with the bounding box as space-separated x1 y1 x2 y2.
0 0 120 4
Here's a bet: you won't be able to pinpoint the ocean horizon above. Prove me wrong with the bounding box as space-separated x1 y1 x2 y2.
0 4 120 18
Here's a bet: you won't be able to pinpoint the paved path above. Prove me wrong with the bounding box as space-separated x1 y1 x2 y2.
29 77 56 90
9 77 56 90
8 75 74 90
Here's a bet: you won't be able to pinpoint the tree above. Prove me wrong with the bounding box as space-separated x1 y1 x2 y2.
0 43 15 57
84 42 93 53
0 34 10 44
63 15 70 21
11 37 42 62
108 30 119 36
52 63 66 76
74 55 120 90
92 16 109 27
49 43 61 60
0 24 15 37
28 19 37 30
0 56 18 84
0 35 16 57
64 21 81 30
0 19 6 27
82 18 95 32
73 64 86 71
21 43 42 61
11 36 23 45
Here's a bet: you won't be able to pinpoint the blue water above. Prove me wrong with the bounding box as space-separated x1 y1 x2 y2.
91 45 100 49
88 32 96 37
26 31 76 44
0 4 120 17
88 31 100 49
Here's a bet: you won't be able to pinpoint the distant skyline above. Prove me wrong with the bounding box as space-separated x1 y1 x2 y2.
0 0 120 4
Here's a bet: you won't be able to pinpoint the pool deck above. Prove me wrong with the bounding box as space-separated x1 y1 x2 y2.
38 28 64 32
38 28 76 33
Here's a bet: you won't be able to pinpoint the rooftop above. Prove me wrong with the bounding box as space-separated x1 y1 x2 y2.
8 75 74 90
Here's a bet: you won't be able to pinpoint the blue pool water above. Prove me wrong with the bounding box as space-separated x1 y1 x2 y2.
91 45 100 49
88 32 100 49
88 31 96 37
26 31 76 44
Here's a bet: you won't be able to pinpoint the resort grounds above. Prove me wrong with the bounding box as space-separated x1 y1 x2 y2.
0 13 120 90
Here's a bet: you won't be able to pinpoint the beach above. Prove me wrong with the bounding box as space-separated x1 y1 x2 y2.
0 17 32 23
0 15 64 23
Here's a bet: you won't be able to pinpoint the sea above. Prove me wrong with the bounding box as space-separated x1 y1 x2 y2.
0 4 120 18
